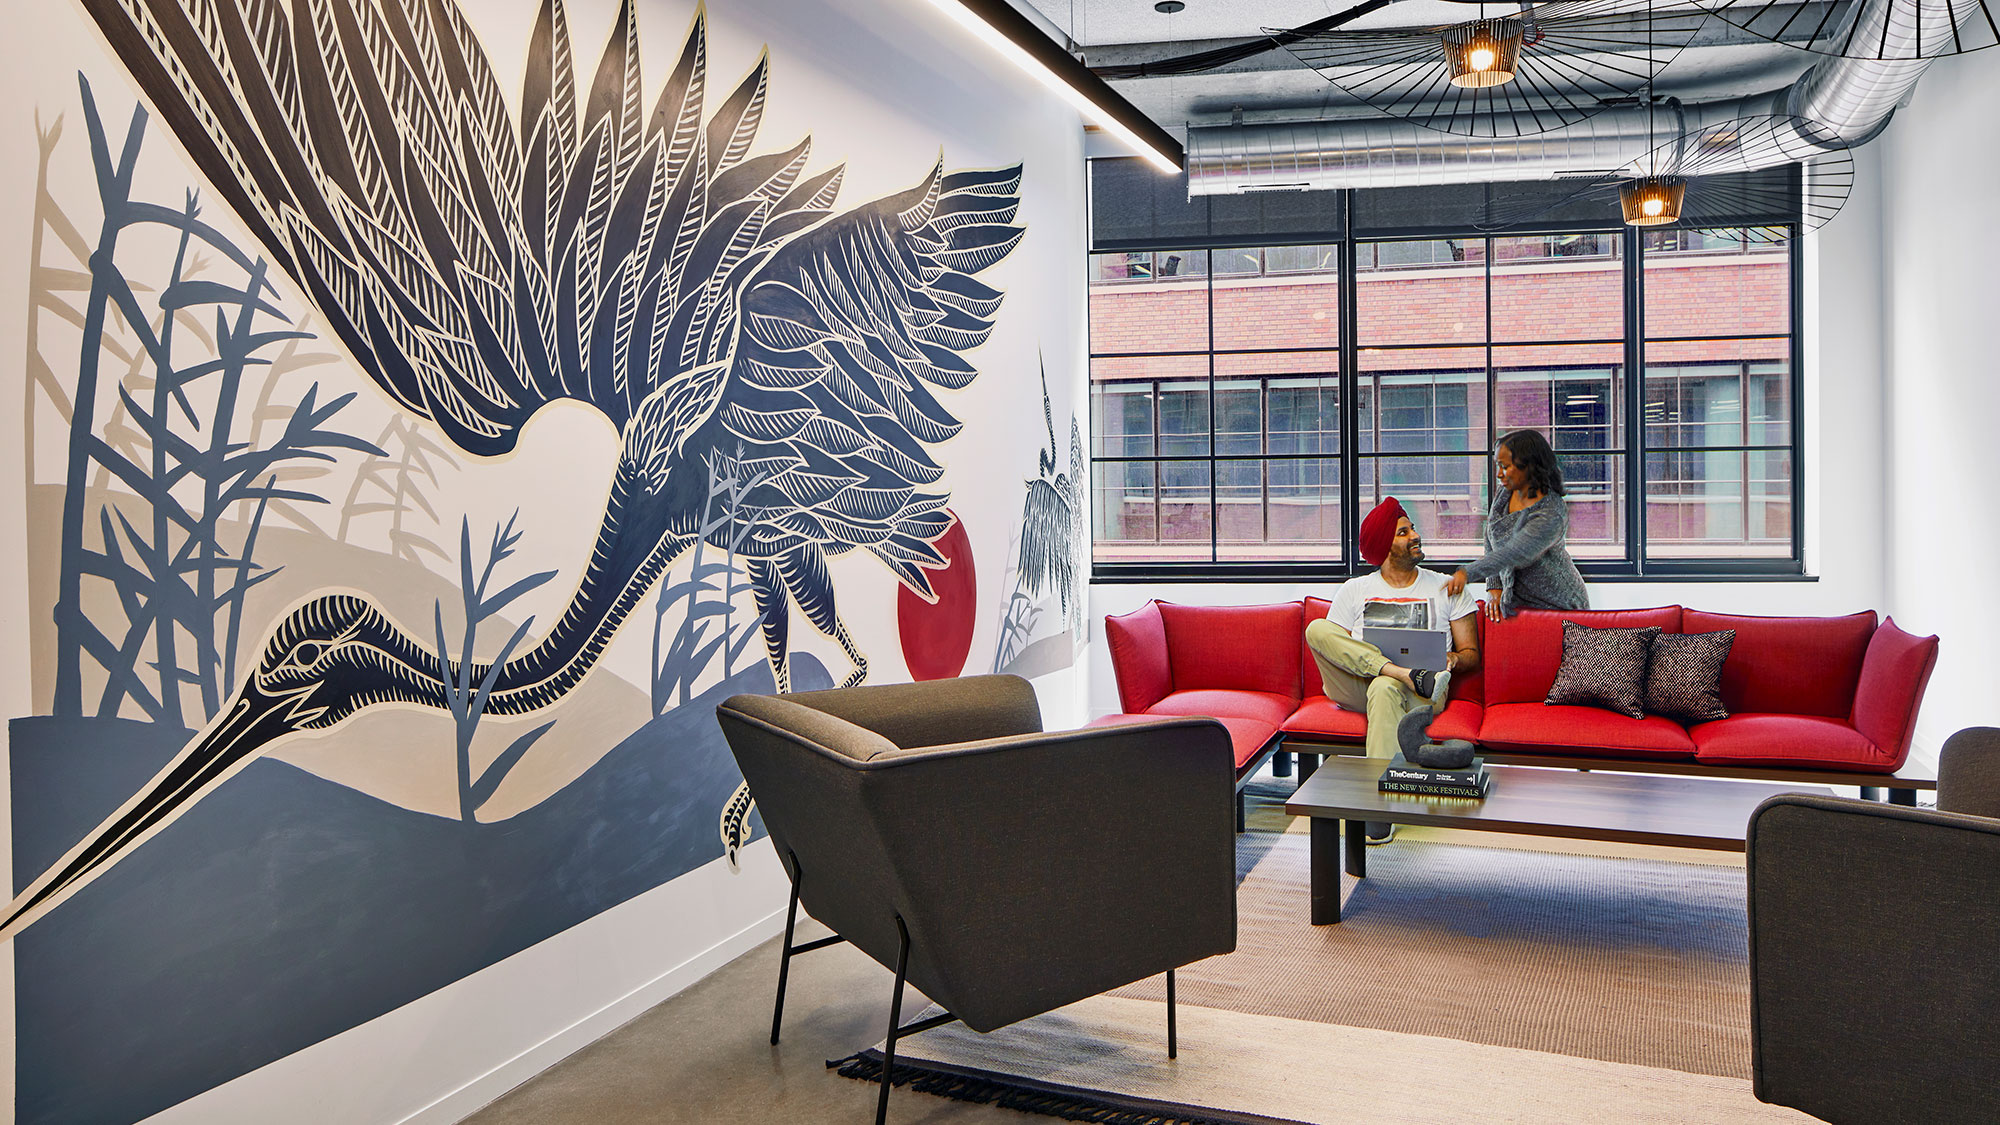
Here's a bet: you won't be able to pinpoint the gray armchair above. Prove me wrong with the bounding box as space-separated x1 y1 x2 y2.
1747 727 2000 1124
714 674 1237 1124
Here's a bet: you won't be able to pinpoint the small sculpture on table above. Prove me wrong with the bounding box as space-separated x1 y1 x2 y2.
1378 707 1492 798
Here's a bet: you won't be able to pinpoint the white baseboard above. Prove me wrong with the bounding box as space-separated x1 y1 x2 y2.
400 900 786 1125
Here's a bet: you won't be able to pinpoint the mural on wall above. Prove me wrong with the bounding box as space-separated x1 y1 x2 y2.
992 361 1085 678
6 0 1027 1120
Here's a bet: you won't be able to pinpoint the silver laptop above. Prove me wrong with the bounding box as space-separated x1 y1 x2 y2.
1362 626 1448 671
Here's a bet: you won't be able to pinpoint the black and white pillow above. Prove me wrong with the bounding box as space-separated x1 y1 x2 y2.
1642 630 1736 724
1545 621 1661 718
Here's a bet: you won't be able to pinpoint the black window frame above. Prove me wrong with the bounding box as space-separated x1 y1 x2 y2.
1088 188 1806 584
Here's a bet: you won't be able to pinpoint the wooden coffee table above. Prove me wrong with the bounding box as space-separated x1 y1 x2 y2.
1284 758 1836 924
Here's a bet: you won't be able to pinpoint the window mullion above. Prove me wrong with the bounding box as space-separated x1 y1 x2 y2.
1625 224 1647 573
1789 223 1805 567
1261 377 1272 547
1485 234 1496 520
1206 251 1218 565
1340 194 1359 573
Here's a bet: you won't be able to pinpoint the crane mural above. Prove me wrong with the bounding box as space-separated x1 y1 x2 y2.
993 361 1085 677
4 0 1025 947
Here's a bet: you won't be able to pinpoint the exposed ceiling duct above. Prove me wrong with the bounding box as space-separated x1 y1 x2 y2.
1185 0 1963 193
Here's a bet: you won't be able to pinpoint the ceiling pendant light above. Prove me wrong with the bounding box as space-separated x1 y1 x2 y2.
1478 115 1857 244
1620 0 1677 227
1443 17 1524 87
1275 0 1706 139
1687 0 1997 59
1619 175 1687 224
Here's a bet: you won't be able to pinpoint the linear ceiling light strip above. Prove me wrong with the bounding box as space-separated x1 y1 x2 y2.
924 0 1186 172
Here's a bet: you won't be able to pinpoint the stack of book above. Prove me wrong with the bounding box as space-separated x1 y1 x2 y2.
1377 753 1492 799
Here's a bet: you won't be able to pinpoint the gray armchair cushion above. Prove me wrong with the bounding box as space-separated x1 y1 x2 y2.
770 673 1044 748
1747 794 2000 1124
716 676 1237 1033
724 696 903 761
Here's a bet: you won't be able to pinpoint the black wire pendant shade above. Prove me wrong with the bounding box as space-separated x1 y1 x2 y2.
1273 0 1709 138
1480 114 1857 241
1684 0 1998 58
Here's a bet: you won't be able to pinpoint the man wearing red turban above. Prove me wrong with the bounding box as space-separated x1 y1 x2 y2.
1305 498 1483 842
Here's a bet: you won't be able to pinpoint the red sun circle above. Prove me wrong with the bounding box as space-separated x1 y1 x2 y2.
897 512 977 681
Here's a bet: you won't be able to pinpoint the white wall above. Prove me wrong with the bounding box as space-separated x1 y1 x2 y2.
0 0 1088 1121
1876 51 2000 754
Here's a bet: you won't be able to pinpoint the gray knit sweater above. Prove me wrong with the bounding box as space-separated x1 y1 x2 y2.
1463 490 1589 616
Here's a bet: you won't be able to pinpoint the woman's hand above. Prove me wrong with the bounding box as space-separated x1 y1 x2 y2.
1443 568 1469 596
1484 592 1505 621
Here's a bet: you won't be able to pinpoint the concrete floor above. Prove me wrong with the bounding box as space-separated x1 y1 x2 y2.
459 783 1332 1125
459 769 1756 1124
462 911 1030 1124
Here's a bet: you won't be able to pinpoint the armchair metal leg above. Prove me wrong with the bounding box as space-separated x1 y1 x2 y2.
1889 788 1917 806
1235 791 1246 833
1273 751 1293 777
770 855 848 1046
878 918 910 1125
1166 968 1178 1059
874 915 959 1125
772 859 803 1045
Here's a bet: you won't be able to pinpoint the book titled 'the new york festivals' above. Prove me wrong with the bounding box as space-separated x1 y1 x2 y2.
1378 754 1493 799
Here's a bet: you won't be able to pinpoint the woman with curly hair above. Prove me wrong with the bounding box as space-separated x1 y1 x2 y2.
1443 429 1589 620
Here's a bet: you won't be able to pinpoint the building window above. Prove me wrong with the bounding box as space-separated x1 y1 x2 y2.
1089 223 1800 578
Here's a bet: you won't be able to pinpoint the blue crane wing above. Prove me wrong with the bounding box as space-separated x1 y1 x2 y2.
717 162 1025 598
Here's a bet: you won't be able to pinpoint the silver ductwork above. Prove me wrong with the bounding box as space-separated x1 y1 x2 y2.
1186 0 1960 193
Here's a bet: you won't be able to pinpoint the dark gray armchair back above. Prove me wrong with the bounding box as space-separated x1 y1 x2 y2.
1938 726 2000 818
716 674 1237 1033
1748 789 2000 1123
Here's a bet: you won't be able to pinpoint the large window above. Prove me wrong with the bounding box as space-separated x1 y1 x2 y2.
1089 215 1800 578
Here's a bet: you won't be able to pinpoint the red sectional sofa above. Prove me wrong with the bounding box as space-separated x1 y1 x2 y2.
1104 599 1941 817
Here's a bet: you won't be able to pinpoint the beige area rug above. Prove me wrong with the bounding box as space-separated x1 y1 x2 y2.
835 833 1812 1124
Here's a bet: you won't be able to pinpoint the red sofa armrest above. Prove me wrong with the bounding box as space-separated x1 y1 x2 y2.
1106 601 1172 714
1850 617 1940 769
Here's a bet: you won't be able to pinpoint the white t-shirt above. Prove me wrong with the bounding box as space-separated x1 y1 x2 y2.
1324 568 1477 636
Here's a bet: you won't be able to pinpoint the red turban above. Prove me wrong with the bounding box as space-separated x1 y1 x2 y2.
1359 497 1407 567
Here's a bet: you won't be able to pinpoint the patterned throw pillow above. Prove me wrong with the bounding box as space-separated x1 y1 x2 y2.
1544 621 1661 718
1642 629 1736 724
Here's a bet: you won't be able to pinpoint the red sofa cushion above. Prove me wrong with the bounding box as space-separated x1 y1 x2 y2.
1429 698 1484 743
1683 609 1876 719
1148 689 1298 729
1105 601 1171 714
1692 714 1892 771
1449 606 1488 708
1482 607 1683 706
1088 710 1275 770
1160 602 1304 698
1299 597 1333 695
1848 617 1940 768
1479 702 1696 758
1176 714 1278 769
1280 695 1368 740
1279 696 1483 745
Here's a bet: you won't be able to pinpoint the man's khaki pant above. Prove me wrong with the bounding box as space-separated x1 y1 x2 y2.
1304 619 1418 760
